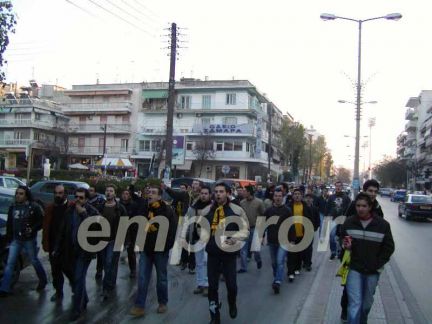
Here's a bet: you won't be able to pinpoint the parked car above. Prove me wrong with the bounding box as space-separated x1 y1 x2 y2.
398 194 432 220
391 189 407 202
0 176 26 190
380 188 393 197
0 187 30 287
30 180 90 206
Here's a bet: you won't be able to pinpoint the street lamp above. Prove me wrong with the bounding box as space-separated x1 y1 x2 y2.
322 12 402 196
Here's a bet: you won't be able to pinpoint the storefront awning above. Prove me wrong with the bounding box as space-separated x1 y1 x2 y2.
94 158 133 169
175 160 192 170
143 90 168 100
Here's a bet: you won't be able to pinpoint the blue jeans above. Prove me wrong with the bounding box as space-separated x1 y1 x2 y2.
346 269 380 324
195 248 208 287
319 213 324 236
73 256 91 313
330 221 340 255
0 239 47 292
240 227 261 271
268 244 287 284
102 240 120 291
134 251 169 308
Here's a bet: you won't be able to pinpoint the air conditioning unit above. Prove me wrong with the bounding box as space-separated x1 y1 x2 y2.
206 166 212 172
177 113 183 118
196 113 202 117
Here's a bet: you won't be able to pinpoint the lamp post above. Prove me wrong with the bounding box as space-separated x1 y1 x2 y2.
321 12 402 196
368 117 376 178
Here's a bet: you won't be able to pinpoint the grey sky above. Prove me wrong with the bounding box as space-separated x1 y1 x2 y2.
6 0 432 170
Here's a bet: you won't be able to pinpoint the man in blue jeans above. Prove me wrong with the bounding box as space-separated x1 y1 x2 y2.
340 193 394 324
0 186 47 297
130 185 177 317
264 189 293 294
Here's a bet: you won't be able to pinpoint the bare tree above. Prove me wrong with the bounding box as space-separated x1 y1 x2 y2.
192 133 216 177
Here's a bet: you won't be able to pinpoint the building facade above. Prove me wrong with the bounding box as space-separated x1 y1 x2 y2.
134 79 289 180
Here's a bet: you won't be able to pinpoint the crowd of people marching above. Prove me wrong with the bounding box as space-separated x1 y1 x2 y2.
0 178 394 324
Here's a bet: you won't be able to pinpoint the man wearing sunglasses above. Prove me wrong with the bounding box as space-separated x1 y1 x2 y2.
54 187 100 321
0 185 47 297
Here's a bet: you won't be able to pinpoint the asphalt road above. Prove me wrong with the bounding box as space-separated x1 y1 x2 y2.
377 196 432 323
0 234 326 324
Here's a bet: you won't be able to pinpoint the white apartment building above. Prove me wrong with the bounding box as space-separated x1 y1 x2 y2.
63 83 142 174
0 90 69 170
133 79 289 180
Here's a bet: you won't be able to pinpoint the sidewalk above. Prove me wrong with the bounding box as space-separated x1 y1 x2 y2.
296 252 416 324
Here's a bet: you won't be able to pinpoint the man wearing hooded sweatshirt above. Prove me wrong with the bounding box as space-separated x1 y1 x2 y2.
201 182 249 324
326 181 351 260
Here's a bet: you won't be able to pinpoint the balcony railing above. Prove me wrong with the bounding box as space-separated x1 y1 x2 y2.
0 118 67 129
0 139 32 146
405 108 415 120
69 124 131 133
0 97 63 111
405 120 417 131
63 102 132 114
68 146 130 155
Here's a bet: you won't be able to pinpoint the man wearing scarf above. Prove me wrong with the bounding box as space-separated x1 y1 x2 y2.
200 182 249 324
130 185 177 317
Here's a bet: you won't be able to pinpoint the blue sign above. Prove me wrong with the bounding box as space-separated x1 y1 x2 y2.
352 179 360 189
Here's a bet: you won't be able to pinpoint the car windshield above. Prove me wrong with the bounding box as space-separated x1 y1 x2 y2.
411 195 432 203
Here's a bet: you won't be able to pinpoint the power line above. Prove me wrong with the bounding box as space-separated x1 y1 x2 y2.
86 0 154 36
120 0 159 24
101 0 156 30
65 0 98 18
132 0 160 19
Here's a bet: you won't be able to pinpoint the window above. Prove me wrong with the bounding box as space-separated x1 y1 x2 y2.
139 140 151 151
246 143 250 152
121 139 129 151
4 178 20 189
0 114 4 120
78 137 85 153
180 129 189 133
100 116 107 123
122 115 130 123
224 142 233 151
34 113 41 120
234 142 243 151
216 142 223 151
34 132 45 141
63 184 77 195
79 116 87 124
179 95 191 109
223 117 237 125
186 142 194 150
99 138 105 153
14 132 24 140
0 193 14 214
202 95 211 109
40 182 60 193
202 117 211 126
151 140 161 152
226 93 236 105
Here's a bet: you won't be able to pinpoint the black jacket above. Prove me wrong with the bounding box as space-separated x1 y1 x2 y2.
6 201 44 242
307 204 321 231
317 195 329 215
143 200 177 255
326 192 351 219
287 201 316 238
165 187 191 217
341 215 395 274
264 204 294 245
100 200 128 241
54 202 100 271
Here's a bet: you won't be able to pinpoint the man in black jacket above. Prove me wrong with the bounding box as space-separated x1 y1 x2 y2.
120 189 139 278
100 184 127 300
286 188 315 281
130 185 178 317
317 187 329 239
264 189 293 294
0 186 47 297
201 182 249 324
326 181 351 260
54 187 100 321
341 193 394 324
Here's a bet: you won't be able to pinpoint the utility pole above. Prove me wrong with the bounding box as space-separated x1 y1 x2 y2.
165 22 178 179
267 102 272 182
308 133 313 183
102 123 107 175
368 117 376 179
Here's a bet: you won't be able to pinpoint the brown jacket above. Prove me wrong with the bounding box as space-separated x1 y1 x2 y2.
42 201 73 252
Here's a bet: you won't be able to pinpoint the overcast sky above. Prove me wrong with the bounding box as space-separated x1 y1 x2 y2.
6 0 432 171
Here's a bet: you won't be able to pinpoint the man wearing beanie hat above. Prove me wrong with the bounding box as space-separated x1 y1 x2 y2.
239 185 266 273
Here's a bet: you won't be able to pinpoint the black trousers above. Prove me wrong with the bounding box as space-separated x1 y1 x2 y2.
207 253 237 305
180 248 196 269
49 255 74 293
96 252 103 274
287 237 303 275
127 243 137 273
341 285 348 313
301 240 314 267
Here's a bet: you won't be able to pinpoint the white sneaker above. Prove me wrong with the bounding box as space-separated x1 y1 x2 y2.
288 274 295 282
294 270 300 275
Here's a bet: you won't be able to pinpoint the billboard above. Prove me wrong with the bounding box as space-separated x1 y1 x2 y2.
172 136 185 165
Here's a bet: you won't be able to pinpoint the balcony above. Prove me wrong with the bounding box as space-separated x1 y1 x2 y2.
405 108 416 120
0 97 63 112
406 132 416 144
68 124 131 133
63 102 132 115
0 139 32 147
405 120 417 132
0 118 67 131
404 147 415 157
68 146 130 155
140 127 166 135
